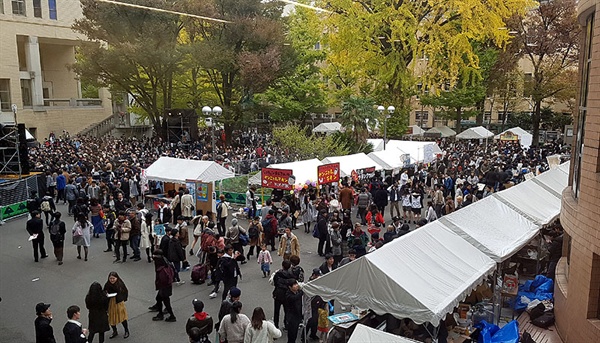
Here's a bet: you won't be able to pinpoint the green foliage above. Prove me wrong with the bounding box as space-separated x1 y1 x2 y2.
331 132 374 155
420 85 485 131
385 106 410 139
506 112 533 130
272 125 348 160
540 107 573 131
339 96 379 144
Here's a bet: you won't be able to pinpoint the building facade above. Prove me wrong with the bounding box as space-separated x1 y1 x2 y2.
0 0 111 140
556 0 600 342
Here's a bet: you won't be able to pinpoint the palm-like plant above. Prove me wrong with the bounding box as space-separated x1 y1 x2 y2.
339 96 378 144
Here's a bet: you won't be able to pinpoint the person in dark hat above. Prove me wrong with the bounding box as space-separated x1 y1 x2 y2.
150 249 176 322
216 287 242 331
185 299 213 339
34 302 56 343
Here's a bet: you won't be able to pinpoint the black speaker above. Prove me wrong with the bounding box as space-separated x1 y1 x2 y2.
17 124 30 174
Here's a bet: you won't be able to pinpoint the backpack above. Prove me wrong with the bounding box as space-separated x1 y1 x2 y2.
216 202 223 217
262 217 276 235
312 222 320 238
40 200 51 212
531 311 555 328
239 233 249 246
248 224 259 239
49 221 63 242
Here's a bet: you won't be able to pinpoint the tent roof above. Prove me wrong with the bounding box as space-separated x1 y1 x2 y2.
367 138 385 152
495 127 533 147
349 324 421 343
321 153 383 177
312 122 342 134
456 126 495 140
408 125 425 135
368 149 415 170
384 140 442 163
303 222 496 325
426 126 457 137
145 157 235 183
248 159 323 186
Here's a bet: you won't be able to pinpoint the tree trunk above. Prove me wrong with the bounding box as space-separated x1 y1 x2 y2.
475 99 484 125
455 107 462 132
531 100 542 148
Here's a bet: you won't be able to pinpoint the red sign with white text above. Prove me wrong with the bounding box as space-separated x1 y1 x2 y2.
318 163 340 185
262 168 294 190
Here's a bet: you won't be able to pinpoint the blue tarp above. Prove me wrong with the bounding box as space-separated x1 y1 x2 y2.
475 320 519 343
514 275 554 311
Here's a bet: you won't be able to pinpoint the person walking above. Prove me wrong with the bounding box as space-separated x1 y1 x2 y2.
257 244 273 278
216 194 228 236
245 217 262 261
65 181 78 216
34 302 56 343
284 281 304 343
244 307 281 343
140 212 154 263
40 192 56 227
103 271 130 339
113 212 131 263
226 218 248 264
72 214 93 261
168 228 186 285
356 188 369 225
48 212 66 265
218 301 250 343
151 249 177 322
272 260 295 329
300 195 314 234
85 282 110 343
102 204 116 253
62 305 88 343
215 245 241 300
278 227 300 262
185 299 213 342
316 211 329 257
127 209 142 261
56 171 67 204
27 211 48 262
181 188 194 219
329 222 343 266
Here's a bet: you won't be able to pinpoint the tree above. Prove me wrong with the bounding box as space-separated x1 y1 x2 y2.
420 84 485 132
339 96 379 144
319 0 532 108
515 0 580 146
272 125 348 160
72 0 184 136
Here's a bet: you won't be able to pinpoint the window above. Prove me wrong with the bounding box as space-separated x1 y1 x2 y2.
0 79 11 111
12 0 26 15
48 0 56 20
20 80 32 107
33 0 41 18
314 42 321 50
573 14 594 198
484 111 492 124
415 111 428 121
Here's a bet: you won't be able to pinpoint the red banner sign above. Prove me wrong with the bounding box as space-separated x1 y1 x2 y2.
318 163 340 185
261 168 294 190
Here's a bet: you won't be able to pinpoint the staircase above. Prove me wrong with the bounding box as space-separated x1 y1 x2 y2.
78 114 116 138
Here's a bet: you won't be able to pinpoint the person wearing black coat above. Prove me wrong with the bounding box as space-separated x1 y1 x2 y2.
151 249 176 322
284 281 304 343
27 211 48 262
62 305 87 343
168 229 185 284
373 185 389 215
34 302 56 343
316 211 329 257
159 227 172 259
85 282 109 343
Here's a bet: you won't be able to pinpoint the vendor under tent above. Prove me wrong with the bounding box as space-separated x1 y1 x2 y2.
302 221 496 325
348 324 421 343
367 138 385 151
426 125 457 137
495 127 533 148
407 125 425 136
312 122 342 134
455 126 495 140
367 149 415 172
247 158 323 186
384 140 442 163
321 153 383 177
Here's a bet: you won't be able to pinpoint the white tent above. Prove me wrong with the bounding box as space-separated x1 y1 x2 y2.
407 125 425 136
456 126 495 140
384 140 442 163
312 122 342 134
145 157 235 183
368 149 415 171
303 222 496 325
426 126 457 137
438 196 540 262
495 127 533 148
321 153 383 177
493 178 562 225
367 138 385 151
247 159 323 186
348 324 421 343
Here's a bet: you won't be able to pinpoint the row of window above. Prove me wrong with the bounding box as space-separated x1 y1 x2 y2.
1 0 57 20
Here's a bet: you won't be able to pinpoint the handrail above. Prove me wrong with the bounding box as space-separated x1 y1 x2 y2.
78 114 116 137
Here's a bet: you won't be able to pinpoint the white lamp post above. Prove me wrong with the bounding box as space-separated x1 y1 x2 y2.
202 105 222 160
377 105 395 150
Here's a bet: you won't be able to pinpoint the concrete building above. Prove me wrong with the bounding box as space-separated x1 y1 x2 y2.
556 0 600 342
0 0 112 140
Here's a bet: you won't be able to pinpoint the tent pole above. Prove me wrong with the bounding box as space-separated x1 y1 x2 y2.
492 262 501 325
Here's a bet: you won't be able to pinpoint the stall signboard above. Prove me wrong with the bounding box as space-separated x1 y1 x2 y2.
317 163 340 185
196 183 209 202
500 131 519 141
261 168 294 190
400 154 411 168
351 166 376 183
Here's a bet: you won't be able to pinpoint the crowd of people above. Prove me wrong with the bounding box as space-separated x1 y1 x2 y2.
26 129 568 343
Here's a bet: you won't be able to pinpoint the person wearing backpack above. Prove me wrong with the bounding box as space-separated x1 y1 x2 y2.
40 192 56 227
150 249 176 322
49 212 66 265
226 219 248 264
262 210 278 252
246 216 263 261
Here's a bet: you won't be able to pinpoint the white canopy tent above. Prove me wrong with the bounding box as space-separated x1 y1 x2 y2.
303 222 496 325
368 149 415 171
312 122 342 134
426 126 457 137
493 178 563 225
495 127 533 148
367 138 385 152
321 153 383 177
384 140 442 163
348 324 421 343
145 157 235 183
456 126 495 140
248 159 323 186
407 125 425 136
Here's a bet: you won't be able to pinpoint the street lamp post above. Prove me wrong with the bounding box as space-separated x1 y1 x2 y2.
202 105 223 160
377 105 395 150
